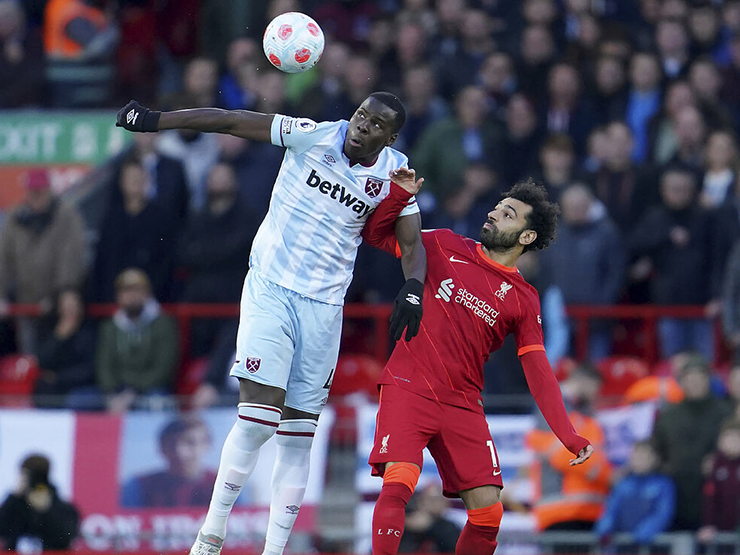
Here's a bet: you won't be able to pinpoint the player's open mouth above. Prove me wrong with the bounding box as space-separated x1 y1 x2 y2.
349 138 362 147
483 222 493 230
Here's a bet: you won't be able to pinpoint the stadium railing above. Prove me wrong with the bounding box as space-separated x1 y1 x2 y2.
5 302 723 365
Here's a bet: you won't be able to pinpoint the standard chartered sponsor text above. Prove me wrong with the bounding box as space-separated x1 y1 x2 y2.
455 287 499 326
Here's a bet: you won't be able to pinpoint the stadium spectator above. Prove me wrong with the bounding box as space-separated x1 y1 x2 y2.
121 416 220 507
175 162 259 358
591 55 628 124
665 105 707 174
0 0 45 107
341 53 380 110
542 63 597 157
502 92 542 185
688 58 734 131
397 482 461 554
649 80 696 165
531 134 578 204
312 0 378 48
156 95 221 212
90 154 176 303
626 52 663 162
180 56 219 109
436 8 496 100
392 65 448 153
43 0 118 108
377 21 427 93
298 41 351 122
630 166 716 359
655 18 690 79
539 184 625 359
216 38 259 111
215 134 283 221
594 440 676 547
651 359 733 531
688 4 724 61
589 121 659 233
699 129 738 209
96 268 178 413
152 0 200 97
0 454 79 551
124 132 190 230
697 419 740 543
478 52 517 117
114 0 157 105
433 164 499 238
527 363 612 534
412 85 504 202
0 169 86 355
518 24 557 97
33 290 97 409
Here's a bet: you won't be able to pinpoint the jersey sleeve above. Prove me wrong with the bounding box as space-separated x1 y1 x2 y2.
270 115 336 154
514 290 545 357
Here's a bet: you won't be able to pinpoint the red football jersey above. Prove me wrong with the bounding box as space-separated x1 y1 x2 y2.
379 229 545 412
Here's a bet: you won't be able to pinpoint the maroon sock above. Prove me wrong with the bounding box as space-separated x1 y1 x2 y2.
372 482 413 555
455 521 499 555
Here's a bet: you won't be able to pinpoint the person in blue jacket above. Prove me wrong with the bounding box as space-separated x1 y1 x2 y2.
595 440 676 546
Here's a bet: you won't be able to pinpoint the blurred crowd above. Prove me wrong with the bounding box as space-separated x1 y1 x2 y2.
3 0 740 546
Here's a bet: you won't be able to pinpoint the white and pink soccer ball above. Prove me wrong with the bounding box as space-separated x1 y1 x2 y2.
263 12 325 74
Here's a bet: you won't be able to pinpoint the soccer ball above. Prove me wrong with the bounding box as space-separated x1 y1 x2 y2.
263 12 325 74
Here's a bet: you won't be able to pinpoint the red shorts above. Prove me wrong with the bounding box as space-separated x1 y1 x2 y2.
368 383 503 498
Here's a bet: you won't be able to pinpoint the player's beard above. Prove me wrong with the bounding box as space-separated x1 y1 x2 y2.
479 223 523 251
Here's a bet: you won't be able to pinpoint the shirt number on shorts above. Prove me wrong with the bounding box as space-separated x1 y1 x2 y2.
487 440 501 476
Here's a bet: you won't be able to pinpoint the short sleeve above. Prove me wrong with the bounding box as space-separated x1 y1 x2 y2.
270 114 335 154
515 291 545 357
399 196 419 216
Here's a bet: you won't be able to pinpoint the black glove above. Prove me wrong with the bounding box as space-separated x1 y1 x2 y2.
389 278 424 342
116 100 161 132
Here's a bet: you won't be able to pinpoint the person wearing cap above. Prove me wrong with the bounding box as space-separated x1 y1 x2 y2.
0 168 86 354
651 357 733 531
95 268 178 412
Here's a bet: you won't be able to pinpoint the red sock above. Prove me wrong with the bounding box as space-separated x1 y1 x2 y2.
455 522 499 555
372 482 413 555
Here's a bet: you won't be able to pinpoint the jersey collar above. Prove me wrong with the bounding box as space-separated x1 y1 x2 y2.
476 244 518 273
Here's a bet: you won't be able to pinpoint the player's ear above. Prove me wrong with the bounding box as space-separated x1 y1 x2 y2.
386 133 398 146
519 229 537 247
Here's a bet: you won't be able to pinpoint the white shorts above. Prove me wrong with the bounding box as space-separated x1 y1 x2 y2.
230 270 343 415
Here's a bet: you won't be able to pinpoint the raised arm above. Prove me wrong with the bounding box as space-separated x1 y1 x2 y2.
116 100 274 142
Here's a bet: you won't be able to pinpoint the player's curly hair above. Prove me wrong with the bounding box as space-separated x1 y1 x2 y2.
503 178 560 252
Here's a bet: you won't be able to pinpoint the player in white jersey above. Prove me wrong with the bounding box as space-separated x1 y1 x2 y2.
116 93 426 555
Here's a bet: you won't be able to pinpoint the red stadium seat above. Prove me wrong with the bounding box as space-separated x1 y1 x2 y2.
597 356 650 403
0 354 40 406
554 357 578 382
330 354 383 400
176 356 210 396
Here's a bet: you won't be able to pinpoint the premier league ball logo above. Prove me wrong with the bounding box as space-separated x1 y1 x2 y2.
365 177 383 198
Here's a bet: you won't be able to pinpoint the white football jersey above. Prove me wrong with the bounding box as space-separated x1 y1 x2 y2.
248 115 419 305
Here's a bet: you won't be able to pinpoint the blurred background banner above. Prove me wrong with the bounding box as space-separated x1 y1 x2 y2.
0 407 334 551
0 111 129 209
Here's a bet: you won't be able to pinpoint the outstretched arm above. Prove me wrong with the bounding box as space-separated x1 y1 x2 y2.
116 100 274 142
520 349 592 462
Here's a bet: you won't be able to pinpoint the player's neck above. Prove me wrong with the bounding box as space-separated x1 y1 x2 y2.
480 245 520 268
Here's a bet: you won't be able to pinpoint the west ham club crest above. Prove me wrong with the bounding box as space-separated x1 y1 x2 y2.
365 177 383 198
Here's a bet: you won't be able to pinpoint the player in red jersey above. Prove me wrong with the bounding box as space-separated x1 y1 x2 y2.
360 178 594 555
